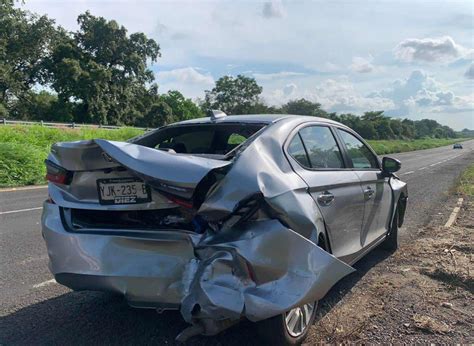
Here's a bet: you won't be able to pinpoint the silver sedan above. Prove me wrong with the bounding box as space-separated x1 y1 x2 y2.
42 112 407 344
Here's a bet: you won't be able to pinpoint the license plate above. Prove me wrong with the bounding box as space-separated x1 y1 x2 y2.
97 178 151 205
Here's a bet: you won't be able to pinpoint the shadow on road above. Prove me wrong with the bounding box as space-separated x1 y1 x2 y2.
0 248 392 345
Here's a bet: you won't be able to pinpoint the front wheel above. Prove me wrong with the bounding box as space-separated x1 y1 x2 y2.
257 301 317 345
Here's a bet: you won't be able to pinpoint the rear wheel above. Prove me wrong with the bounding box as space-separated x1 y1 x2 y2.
257 301 317 345
382 207 399 251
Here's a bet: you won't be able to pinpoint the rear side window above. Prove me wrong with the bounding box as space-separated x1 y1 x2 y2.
288 126 344 169
337 129 379 169
288 134 310 167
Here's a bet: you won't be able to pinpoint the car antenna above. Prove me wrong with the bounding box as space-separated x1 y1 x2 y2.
208 109 227 121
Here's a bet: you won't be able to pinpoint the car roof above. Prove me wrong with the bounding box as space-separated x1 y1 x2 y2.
171 114 343 126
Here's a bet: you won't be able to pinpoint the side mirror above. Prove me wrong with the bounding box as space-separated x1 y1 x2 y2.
382 157 401 175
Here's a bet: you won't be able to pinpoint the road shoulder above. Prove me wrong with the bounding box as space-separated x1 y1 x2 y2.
308 191 473 343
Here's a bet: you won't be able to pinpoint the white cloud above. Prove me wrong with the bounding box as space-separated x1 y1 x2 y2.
372 70 439 104
156 67 215 98
253 71 306 80
309 79 394 112
464 63 474 79
394 36 472 63
157 67 214 86
283 83 297 96
262 1 285 18
370 70 473 119
350 56 374 73
264 78 394 112
405 90 455 107
321 62 341 73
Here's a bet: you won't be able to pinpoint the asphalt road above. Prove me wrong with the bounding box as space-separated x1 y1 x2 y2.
1 140 473 345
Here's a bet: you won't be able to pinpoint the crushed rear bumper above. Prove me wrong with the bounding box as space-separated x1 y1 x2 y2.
42 202 198 308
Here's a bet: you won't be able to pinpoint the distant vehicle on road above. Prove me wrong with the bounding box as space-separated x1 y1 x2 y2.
453 143 463 149
41 113 408 344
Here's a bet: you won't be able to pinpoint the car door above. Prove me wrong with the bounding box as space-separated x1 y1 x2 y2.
335 128 393 248
286 124 366 264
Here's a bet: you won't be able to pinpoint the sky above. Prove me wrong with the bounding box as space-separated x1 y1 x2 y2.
22 0 474 130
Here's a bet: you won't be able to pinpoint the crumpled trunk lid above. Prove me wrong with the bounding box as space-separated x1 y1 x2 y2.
93 140 231 200
48 139 231 210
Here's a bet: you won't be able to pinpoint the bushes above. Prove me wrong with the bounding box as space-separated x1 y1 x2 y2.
457 164 474 197
0 125 144 187
0 143 48 186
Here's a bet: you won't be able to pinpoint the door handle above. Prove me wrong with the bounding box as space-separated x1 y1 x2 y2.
364 186 375 200
317 191 335 206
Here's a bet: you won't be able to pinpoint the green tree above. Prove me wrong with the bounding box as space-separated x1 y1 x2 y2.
140 100 173 128
0 0 58 110
355 121 377 139
46 11 160 125
202 75 262 114
159 90 203 122
9 90 76 121
280 98 328 117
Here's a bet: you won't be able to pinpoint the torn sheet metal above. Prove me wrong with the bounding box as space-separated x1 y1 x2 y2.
181 220 354 325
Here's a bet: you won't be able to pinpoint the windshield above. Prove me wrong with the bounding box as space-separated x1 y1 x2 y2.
133 123 267 156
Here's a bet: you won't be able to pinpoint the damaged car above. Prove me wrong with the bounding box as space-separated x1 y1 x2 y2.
41 112 407 344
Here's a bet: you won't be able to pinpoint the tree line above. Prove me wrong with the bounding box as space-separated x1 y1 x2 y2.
0 1 464 140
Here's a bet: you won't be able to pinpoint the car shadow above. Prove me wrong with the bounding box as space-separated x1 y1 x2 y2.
0 248 392 346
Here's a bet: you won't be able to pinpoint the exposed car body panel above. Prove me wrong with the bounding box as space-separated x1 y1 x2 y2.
41 114 407 338
180 219 354 324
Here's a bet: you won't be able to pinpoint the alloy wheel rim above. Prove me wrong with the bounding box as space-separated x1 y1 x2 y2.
284 302 315 337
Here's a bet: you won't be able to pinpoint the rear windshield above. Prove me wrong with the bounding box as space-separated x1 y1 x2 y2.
133 123 266 156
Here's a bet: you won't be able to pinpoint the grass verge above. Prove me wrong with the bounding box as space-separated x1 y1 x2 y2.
0 125 144 187
457 163 474 197
367 138 470 155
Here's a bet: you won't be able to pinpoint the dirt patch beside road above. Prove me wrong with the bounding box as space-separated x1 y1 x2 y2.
307 198 473 344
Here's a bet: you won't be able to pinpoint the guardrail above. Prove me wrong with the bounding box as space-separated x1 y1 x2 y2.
0 119 149 131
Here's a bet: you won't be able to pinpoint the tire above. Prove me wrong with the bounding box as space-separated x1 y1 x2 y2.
257 301 317 345
382 206 399 251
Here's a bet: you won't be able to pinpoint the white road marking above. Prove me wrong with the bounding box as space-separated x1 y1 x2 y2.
0 207 43 215
33 279 57 289
0 185 47 193
444 198 464 228
430 163 439 167
418 167 428 170
401 171 414 175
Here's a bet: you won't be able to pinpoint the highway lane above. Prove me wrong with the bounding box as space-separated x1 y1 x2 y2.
0 140 473 345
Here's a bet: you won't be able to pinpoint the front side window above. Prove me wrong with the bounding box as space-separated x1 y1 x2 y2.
337 129 379 169
289 125 344 169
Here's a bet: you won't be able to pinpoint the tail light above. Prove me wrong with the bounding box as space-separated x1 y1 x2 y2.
45 160 73 185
